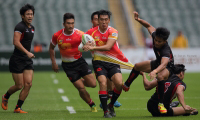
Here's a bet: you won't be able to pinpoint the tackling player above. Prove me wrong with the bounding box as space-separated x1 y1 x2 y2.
141 64 198 116
122 11 175 114
90 11 122 108
1 4 35 113
49 13 97 112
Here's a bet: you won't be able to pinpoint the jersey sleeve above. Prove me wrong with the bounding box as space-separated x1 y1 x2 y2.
108 28 118 40
51 33 57 46
14 23 24 34
85 28 92 35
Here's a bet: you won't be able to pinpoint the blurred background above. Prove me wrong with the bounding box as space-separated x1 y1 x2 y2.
0 0 200 72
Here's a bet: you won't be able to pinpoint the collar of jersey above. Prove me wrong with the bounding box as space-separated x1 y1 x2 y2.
98 26 110 34
62 28 75 36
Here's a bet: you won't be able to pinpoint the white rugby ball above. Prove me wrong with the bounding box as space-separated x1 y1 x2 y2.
82 34 95 45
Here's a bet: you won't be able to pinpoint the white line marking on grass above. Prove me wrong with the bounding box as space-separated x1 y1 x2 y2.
66 106 76 114
61 96 69 102
58 88 64 93
53 79 59 84
51 74 55 79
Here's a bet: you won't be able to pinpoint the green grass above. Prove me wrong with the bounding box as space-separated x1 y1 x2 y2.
0 72 199 120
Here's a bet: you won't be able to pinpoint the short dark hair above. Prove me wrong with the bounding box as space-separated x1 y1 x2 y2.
174 64 186 74
155 27 170 41
91 11 99 20
98 9 112 19
20 4 35 16
63 13 75 23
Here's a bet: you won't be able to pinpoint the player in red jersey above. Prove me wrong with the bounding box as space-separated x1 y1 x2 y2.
84 10 132 118
1 4 35 113
49 13 97 112
90 11 122 108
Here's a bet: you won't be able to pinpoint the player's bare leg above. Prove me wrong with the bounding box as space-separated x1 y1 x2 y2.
2 73 24 110
73 79 97 112
14 70 33 113
82 73 96 88
123 60 151 92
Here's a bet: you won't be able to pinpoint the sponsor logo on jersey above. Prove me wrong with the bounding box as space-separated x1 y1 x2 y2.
26 29 29 32
96 68 102 72
66 38 71 41
112 33 118 37
102 36 107 39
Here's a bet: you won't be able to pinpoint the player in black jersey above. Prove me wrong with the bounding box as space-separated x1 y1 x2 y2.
122 11 174 114
1 4 35 113
141 64 198 116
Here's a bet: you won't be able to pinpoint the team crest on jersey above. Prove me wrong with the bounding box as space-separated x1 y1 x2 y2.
58 40 63 45
32 29 34 33
112 33 118 37
94 36 100 41
164 82 171 93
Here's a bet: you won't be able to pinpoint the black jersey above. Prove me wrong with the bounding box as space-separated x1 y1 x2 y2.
13 21 35 59
150 74 186 109
151 32 174 67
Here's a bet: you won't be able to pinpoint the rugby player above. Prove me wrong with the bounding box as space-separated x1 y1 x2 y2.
1 4 35 113
49 13 97 112
141 64 198 116
122 11 175 114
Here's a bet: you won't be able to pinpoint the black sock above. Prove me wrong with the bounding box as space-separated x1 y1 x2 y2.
158 80 165 103
15 99 24 109
125 68 140 87
4 91 11 99
99 91 108 112
110 88 121 106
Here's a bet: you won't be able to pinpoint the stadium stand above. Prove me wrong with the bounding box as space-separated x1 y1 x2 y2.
0 0 113 51
133 0 200 47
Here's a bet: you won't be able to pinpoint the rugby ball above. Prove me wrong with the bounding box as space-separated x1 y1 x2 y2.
82 34 95 45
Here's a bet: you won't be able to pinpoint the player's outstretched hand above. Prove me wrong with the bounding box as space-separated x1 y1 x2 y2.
52 63 59 73
184 105 195 113
133 11 140 21
148 70 156 80
27 52 35 58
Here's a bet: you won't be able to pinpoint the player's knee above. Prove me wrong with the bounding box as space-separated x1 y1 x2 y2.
24 82 32 88
16 84 23 90
90 81 96 88
157 74 165 81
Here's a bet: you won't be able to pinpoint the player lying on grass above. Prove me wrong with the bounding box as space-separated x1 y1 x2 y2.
123 11 175 114
141 64 198 116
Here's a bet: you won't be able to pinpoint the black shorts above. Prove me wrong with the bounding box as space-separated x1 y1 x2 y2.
9 55 34 73
147 99 174 116
92 60 121 80
150 60 174 77
62 57 92 83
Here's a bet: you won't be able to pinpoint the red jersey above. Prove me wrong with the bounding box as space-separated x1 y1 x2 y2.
86 26 134 69
51 28 84 62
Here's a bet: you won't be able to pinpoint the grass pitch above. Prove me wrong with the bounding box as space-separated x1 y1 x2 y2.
0 71 199 120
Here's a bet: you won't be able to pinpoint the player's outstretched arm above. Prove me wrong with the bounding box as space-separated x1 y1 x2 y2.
141 72 157 91
133 11 156 35
176 85 194 113
49 43 59 73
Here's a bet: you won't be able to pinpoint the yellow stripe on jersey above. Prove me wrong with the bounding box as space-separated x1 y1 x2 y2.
91 29 98 37
93 54 134 70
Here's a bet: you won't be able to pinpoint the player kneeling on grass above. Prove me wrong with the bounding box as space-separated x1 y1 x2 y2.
141 64 198 117
49 13 97 112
